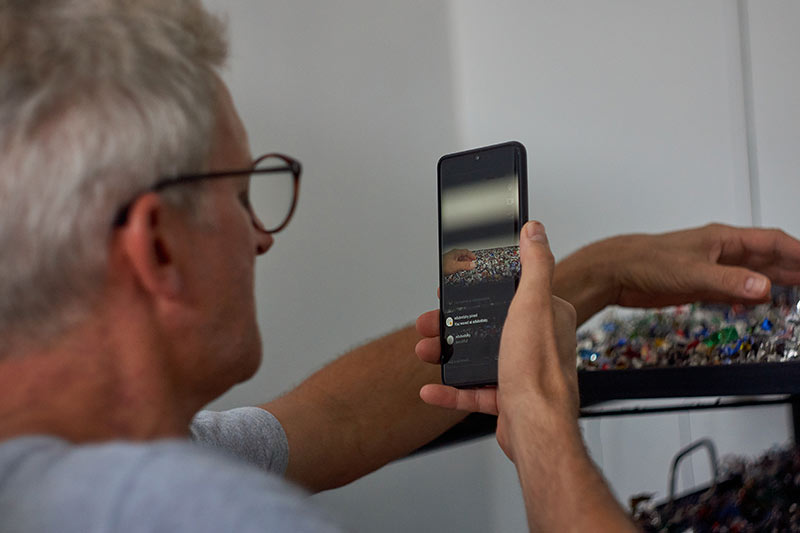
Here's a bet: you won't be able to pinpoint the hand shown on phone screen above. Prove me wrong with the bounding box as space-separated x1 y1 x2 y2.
442 249 477 275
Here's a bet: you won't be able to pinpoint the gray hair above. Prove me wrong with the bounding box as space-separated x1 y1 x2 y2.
0 0 228 351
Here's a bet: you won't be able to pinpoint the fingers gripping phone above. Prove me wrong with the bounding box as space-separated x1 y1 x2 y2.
437 141 529 388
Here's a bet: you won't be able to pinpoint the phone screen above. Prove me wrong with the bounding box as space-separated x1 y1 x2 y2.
438 142 528 387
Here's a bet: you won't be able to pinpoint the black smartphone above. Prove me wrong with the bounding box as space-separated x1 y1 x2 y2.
437 141 528 388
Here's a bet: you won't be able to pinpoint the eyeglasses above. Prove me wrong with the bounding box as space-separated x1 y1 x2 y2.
113 153 301 233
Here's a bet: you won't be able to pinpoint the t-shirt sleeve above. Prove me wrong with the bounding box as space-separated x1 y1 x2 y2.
190 407 289 475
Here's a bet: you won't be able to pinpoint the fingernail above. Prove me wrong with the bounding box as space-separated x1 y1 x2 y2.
525 221 547 243
745 276 767 295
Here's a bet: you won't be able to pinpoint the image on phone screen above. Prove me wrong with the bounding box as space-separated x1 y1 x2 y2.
438 142 528 387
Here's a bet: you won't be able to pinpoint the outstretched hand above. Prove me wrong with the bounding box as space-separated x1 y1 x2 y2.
554 223 800 325
608 223 800 305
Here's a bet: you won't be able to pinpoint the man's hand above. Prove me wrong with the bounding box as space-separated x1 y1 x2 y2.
441 248 476 275
417 222 635 532
418 222 578 447
554 223 800 325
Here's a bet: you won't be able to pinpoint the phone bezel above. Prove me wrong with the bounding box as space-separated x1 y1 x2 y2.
437 141 529 388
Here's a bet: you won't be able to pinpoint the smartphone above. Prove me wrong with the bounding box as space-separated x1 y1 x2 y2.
437 141 528 388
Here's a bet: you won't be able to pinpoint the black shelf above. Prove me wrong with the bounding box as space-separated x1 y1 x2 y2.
579 361 800 405
416 362 800 455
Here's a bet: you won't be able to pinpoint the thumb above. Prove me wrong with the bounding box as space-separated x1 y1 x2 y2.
502 221 556 347
499 221 559 384
515 221 555 305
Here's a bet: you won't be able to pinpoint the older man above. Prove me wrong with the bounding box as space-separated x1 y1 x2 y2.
3 1 800 532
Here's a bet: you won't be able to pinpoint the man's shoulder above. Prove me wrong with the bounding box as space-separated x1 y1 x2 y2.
191 406 289 474
0 436 340 533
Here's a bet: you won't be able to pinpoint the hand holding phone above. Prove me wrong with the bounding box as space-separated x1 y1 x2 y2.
437 141 528 387
422 227 635 533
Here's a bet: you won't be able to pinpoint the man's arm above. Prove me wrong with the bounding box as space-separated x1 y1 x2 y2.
262 327 466 492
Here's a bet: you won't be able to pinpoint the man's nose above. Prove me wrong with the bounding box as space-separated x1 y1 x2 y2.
255 230 273 255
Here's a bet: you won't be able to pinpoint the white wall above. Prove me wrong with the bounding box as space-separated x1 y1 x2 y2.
745 1 800 233
449 0 753 253
202 1 799 531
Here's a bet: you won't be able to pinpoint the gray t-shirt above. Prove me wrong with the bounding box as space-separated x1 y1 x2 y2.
0 407 342 532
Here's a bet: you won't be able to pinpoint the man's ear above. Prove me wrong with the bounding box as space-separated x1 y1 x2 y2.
115 193 185 299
